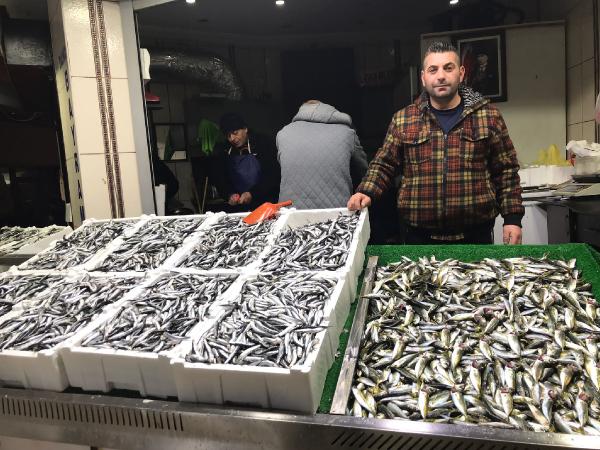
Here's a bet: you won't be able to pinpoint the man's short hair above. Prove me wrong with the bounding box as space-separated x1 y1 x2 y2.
423 41 459 66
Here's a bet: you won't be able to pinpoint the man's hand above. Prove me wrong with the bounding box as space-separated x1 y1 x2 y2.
347 193 372 211
239 192 253 205
228 193 240 206
503 225 522 245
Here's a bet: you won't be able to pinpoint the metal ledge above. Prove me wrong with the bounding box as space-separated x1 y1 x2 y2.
0 388 597 450
331 255 378 414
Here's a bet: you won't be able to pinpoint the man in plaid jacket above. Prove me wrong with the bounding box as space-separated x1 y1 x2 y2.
348 41 524 244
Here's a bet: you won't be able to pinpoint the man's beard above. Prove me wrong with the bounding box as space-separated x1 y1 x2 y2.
426 83 459 101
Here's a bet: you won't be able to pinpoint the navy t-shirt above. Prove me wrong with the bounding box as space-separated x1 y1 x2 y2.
431 100 464 135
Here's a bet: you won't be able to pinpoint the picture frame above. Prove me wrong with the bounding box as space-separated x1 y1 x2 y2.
454 31 507 102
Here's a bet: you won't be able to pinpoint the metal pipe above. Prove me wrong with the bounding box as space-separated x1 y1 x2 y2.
149 49 243 100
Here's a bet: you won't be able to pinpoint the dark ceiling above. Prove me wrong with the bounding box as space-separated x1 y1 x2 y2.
136 0 567 37
0 0 572 37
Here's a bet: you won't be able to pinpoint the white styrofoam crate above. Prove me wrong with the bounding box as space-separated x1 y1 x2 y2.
5 226 72 257
170 272 351 413
17 217 144 272
260 208 370 299
0 272 148 391
0 270 67 316
166 212 288 274
87 214 211 273
173 325 334 413
158 213 225 271
61 270 241 398
0 307 116 391
11 271 150 314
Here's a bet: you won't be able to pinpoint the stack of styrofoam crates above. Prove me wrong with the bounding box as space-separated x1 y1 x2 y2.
0 215 204 391
0 271 147 391
61 270 241 398
59 212 274 397
0 226 72 270
83 215 209 273
17 217 144 271
0 209 370 414
170 208 370 413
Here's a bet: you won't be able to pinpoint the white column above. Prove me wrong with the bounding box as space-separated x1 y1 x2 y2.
48 0 155 226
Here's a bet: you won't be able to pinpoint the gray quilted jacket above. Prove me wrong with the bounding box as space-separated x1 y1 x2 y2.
276 102 368 209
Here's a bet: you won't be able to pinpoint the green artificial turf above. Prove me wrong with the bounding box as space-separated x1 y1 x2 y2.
316 243 600 414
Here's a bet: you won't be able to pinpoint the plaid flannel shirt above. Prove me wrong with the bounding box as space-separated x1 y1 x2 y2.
358 86 524 232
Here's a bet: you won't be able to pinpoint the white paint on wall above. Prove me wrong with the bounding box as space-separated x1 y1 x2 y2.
497 25 566 165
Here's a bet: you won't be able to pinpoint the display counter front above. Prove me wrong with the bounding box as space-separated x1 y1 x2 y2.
2 243 600 450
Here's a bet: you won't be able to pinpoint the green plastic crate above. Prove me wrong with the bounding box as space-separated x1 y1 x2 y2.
317 243 600 413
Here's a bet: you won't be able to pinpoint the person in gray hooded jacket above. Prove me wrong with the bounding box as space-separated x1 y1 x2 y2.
276 101 368 209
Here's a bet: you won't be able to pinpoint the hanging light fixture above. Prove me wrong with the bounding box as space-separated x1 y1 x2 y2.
186 0 196 4
449 0 459 4
275 0 285 6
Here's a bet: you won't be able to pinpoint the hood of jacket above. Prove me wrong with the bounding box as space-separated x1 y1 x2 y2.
292 102 353 126
416 84 489 116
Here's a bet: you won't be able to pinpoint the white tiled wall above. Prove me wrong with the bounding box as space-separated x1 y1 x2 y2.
566 0 597 144
61 0 96 78
70 76 105 156
567 65 583 125
118 153 145 215
78 153 113 218
111 78 138 154
49 0 150 224
102 1 129 80
568 122 584 141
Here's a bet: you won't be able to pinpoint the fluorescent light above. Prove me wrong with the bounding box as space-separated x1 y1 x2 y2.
449 0 459 4
275 0 285 5
186 0 195 4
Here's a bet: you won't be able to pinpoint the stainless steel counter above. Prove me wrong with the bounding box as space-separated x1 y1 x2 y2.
2 253 599 449
0 387 598 450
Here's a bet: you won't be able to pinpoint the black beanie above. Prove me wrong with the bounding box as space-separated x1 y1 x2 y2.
219 112 246 135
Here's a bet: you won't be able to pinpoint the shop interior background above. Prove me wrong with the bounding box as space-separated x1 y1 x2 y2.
0 0 596 242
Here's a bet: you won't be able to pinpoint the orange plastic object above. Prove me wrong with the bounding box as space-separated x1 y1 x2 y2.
243 200 292 225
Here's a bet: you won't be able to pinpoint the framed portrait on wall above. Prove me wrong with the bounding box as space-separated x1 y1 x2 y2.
454 31 507 102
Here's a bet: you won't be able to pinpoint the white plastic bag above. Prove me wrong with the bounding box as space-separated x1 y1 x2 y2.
566 140 600 157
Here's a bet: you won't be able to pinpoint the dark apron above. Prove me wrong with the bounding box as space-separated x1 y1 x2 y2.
227 148 262 194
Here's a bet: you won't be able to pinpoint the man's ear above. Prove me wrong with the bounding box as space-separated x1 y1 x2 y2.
459 66 465 83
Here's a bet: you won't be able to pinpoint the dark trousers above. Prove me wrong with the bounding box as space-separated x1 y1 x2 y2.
404 225 494 245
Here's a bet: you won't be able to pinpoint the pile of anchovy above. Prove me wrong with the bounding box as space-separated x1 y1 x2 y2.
0 225 66 257
260 213 359 273
23 220 136 270
0 275 138 351
186 273 336 367
179 216 275 270
350 256 600 435
81 274 236 353
0 274 64 317
96 217 204 272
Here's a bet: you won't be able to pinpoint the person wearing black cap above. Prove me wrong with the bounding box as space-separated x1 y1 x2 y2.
211 113 280 212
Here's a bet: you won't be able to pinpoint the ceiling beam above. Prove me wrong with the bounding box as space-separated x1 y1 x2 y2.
132 0 177 11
